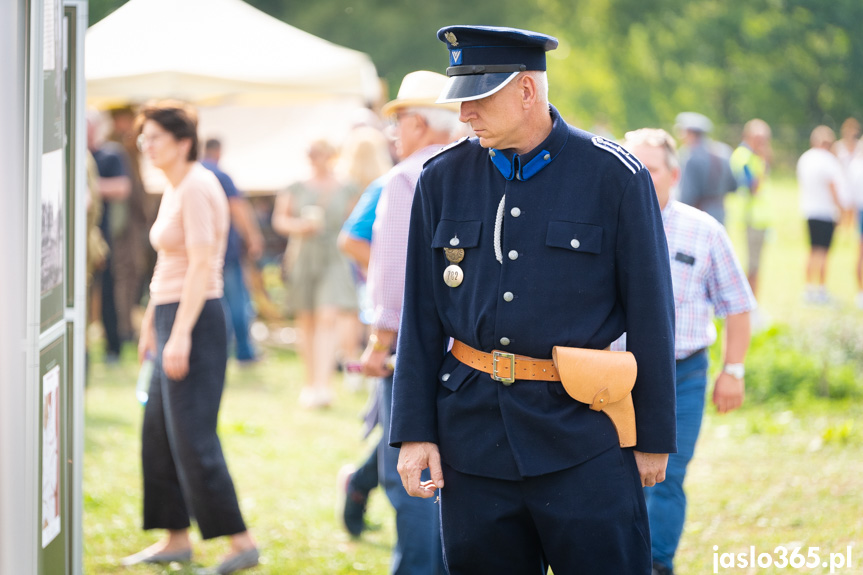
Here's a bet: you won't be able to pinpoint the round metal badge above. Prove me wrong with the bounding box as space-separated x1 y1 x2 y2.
443 247 465 264
443 265 464 288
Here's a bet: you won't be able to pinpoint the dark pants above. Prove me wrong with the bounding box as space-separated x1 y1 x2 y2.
142 299 247 539
350 442 380 495
440 447 651 575
113 226 144 342
98 257 121 356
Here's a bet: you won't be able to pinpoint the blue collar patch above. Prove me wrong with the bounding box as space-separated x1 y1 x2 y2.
489 148 514 179
487 104 568 181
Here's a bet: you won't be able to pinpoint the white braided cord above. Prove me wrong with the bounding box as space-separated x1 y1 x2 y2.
494 194 506 264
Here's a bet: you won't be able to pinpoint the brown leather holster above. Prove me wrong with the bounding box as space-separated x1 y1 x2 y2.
551 346 637 448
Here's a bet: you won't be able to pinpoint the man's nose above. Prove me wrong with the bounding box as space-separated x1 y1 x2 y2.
459 102 475 123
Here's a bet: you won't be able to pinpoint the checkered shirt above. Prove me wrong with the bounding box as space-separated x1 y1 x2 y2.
613 199 756 359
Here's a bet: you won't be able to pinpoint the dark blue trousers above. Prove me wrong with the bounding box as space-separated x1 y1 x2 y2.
222 259 257 361
98 257 121 356
141 299 247 539
440 447 651 575
350 442 380 494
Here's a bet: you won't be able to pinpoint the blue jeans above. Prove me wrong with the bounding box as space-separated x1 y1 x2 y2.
380 376 447 575
644 350 709 570
221 260 256 361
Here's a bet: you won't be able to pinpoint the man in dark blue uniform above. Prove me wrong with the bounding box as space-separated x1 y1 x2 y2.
390 26 677 574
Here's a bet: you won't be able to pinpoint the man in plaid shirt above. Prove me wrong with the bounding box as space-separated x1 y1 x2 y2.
616 129 757 575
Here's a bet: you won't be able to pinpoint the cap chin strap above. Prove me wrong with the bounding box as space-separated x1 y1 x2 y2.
446 64 527 77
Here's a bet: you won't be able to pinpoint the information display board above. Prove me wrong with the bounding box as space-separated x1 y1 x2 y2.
39 336 67 572
40 0 65 333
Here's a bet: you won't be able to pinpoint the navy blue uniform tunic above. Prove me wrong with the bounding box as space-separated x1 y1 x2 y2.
391 105 677 481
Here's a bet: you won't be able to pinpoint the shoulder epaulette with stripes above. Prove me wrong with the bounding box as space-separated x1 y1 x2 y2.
591 136 644 174
424 136 471 167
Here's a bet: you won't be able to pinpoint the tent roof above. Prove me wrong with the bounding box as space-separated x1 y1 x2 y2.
85 0 380 107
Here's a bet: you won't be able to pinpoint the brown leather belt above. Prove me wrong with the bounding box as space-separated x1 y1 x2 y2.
451 340 559 384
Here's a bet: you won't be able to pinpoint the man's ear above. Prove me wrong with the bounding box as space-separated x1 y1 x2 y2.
412 113 429 137
671 166 681 186
520 74 537 109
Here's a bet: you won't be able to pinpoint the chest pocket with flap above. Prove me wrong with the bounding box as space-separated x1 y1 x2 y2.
431 220 483 249
545 221 603 254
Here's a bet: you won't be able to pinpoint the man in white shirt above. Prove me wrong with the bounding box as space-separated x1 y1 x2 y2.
797 125 848 304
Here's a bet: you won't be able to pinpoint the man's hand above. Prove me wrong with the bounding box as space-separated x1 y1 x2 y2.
713 372 744 413
361 330 395 377
360 346 392 377
397 442 444 498
633 451 668 487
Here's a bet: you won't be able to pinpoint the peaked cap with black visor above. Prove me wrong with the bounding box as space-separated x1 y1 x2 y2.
436 25 559 104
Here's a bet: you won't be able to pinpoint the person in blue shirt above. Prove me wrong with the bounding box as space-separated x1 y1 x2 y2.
339 174 388 273
201 138 264 363
391 26 677 575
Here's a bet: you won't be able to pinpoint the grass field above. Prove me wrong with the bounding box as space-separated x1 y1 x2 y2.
84 178 863 574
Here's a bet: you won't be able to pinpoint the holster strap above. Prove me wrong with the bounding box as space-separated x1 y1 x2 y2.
451 340 559 384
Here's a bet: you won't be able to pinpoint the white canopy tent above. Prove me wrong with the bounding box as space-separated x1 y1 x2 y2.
86 0 383 192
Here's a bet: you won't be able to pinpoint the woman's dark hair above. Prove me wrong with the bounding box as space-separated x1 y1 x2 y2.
135 100 199 162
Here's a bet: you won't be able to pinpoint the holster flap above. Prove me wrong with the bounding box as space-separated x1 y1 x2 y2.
551 346 637 407
551 346 638 448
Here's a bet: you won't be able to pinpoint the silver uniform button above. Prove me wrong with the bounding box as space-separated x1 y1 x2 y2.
489 150 496 158
543 153 551 160
500 337 511 346
508 250 518 260
570 239 580 249
450 237 460 246
441 373 451 382
510 207 521 217
503 292 514 302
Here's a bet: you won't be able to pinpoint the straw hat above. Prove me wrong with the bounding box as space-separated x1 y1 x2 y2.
381 71 460 117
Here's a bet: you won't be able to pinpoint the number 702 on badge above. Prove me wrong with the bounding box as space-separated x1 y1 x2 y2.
713 545 854 573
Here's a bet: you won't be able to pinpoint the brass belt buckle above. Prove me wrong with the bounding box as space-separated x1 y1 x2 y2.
492 351 516 385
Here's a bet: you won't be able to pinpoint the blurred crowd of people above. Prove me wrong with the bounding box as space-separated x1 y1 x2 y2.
84 106 863 387
672 112 863 312
81 84 863 575
83 107 863 379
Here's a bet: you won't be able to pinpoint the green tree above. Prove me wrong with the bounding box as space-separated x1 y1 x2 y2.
89 0 863 151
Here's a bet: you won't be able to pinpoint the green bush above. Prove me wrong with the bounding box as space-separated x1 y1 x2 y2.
739 323 863 403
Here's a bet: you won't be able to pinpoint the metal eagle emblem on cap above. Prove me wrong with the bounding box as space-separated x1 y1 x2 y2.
444 31 458 46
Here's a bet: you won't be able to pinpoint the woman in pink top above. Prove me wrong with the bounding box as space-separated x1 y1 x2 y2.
123 102 258 575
